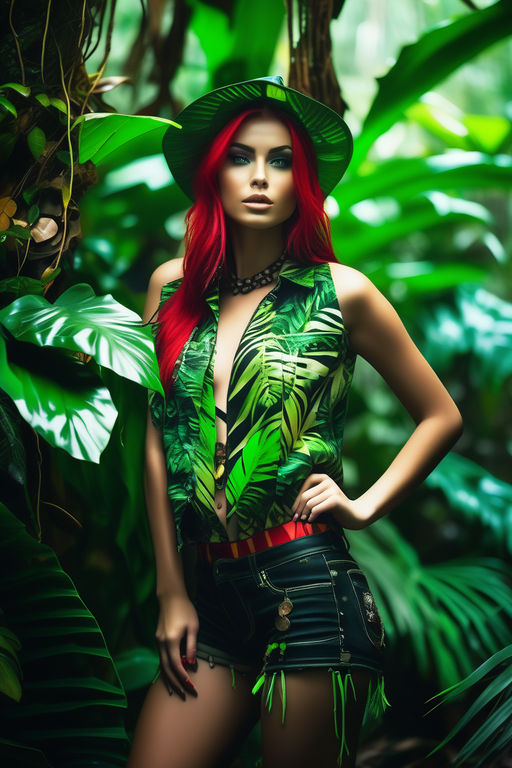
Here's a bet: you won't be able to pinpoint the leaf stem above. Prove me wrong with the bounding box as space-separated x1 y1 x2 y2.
41 0 52 84
9 0 25 86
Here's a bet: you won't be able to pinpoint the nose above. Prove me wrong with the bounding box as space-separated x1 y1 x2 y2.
250 156 268 189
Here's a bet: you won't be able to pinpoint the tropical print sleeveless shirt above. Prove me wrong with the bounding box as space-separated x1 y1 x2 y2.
148 258 356 551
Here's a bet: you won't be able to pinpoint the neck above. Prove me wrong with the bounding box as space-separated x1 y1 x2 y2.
226 220 286 278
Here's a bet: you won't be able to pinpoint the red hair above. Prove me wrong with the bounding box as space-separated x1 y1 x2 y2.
155 106 337 394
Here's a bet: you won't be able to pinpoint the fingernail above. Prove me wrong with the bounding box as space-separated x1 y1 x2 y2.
184 678 197 692
181 656 188 668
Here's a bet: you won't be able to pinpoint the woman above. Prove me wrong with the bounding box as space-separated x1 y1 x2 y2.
128 77 463 768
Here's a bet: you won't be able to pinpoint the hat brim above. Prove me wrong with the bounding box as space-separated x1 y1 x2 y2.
162 79 352 201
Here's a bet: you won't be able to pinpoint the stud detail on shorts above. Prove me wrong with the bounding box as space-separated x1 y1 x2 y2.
363 591 380 623
278 597 293 616
275 614 291 631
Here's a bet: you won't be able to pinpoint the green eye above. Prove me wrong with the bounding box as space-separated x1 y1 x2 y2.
271 156 292 169
228 153 250 165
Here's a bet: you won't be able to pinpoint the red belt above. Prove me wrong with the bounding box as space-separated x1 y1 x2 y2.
197 519 331 564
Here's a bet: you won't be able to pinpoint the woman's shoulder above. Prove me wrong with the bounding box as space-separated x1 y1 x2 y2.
142 258 184 324
150 257 185 289
326 261 383 329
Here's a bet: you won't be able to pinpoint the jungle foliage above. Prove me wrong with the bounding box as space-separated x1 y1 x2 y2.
0 0 511 766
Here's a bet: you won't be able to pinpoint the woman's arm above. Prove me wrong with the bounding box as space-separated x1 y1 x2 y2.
143 260 198 697
292 263 463 527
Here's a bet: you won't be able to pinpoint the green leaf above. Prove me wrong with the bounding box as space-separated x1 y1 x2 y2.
56 150 71 165
0 82 30 97
27 127 46 161
464 113 511 154
0 270 61 299
421 284 512 384
406 96 512 154
75 113 181 168
27 205 39 226
0 283 163 395
332 192 491 261
0 388 27 487
0 502 129 764
48 97 67 114
353 0 512 167
334 152 512 211
348 520 512 686
0 737 52 767
426 454 512 553
0 332 117 463
0 94 17 118
428 646 512 765
113 647 159 691
0 618 22 701
34 93 50 108
0 224 31 241
191 0 285 90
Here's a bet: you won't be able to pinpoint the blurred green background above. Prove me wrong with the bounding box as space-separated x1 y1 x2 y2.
1 0 511 766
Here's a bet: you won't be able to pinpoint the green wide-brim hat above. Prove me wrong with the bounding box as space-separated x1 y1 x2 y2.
162 76 353 201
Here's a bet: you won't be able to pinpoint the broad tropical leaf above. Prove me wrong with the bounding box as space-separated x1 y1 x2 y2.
0 332 117 463
0 503 129 766
0 283 163 395
353 0 512 167
333 151 512 211
76 113 180 168
420 284 512 384
426 453 512 553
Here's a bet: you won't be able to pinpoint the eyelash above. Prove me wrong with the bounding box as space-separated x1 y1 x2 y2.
228 153 292 169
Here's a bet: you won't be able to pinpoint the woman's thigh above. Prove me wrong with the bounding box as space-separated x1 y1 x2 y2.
128 659 260 768
260 667 371 768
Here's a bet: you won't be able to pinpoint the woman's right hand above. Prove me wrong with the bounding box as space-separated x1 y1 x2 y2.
156 593 199 698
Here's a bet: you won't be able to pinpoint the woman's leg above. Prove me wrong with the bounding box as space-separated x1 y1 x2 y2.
128 659 259 768
260 667 371 768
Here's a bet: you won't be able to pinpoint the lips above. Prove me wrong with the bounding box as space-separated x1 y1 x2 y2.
242 194 273 204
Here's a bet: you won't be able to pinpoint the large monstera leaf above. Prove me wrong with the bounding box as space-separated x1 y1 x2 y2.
0 333 116 463
0 283 163 393
0 284 163 462
0 503 129 767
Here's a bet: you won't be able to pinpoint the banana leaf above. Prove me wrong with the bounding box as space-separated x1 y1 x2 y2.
332 191 491 261
334 151 512 211
406 98 512 154
352 0 512 168
0 502 129 767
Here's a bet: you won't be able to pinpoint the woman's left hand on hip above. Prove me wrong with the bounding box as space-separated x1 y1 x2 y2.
291 473 372 530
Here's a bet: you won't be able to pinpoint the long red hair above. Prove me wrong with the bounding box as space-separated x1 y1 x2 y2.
155 106 337 394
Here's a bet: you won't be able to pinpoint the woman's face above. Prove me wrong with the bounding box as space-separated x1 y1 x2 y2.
218 111 296 230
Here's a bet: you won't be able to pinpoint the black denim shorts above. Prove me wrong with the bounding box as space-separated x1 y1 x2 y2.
192 529 385 677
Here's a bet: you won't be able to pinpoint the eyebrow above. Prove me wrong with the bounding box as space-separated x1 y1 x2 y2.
229 142 292 153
